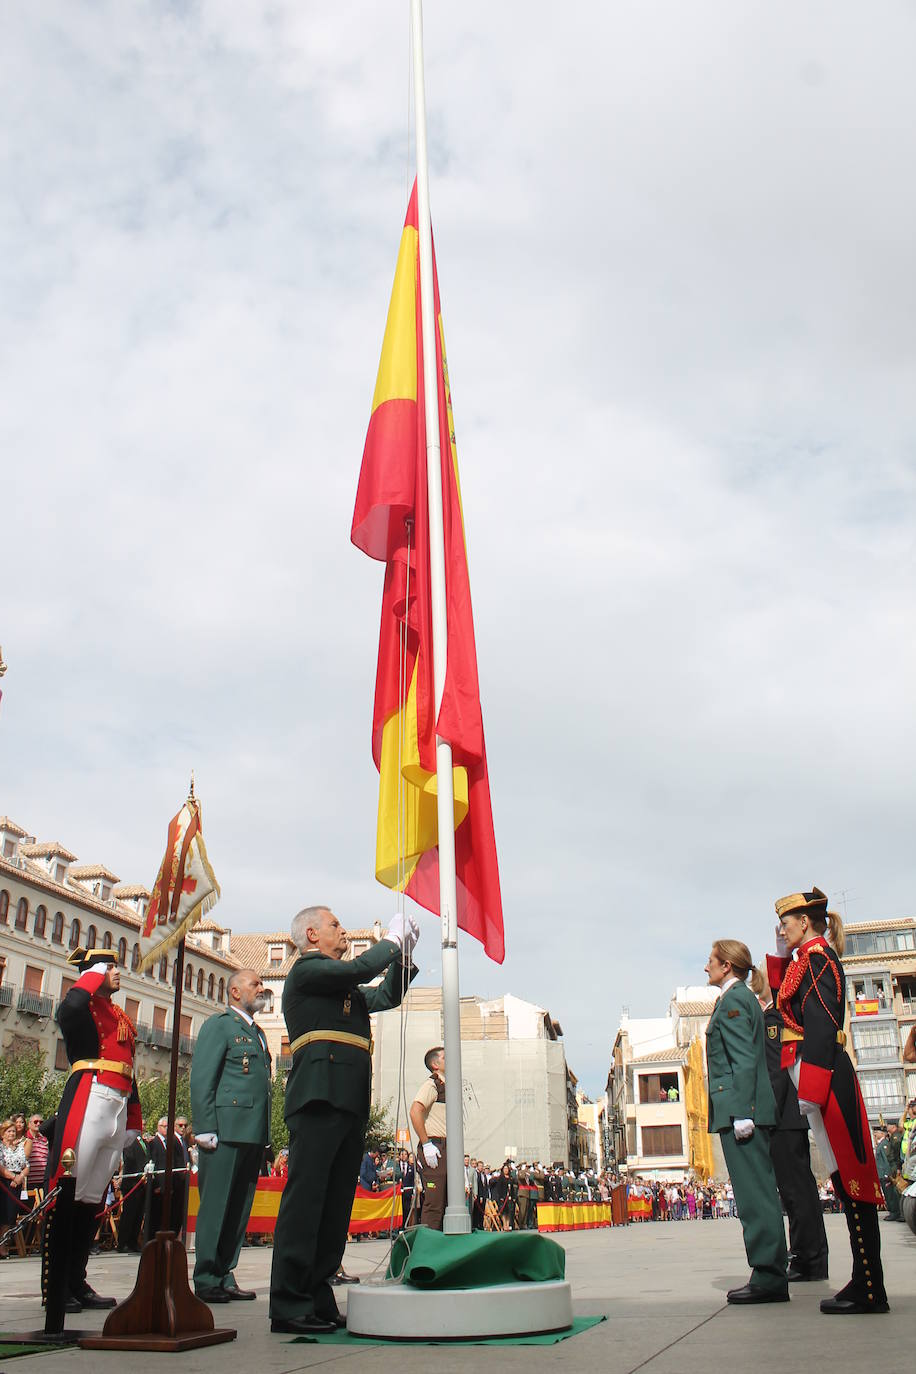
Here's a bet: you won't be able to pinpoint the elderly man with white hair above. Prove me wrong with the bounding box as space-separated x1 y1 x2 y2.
269 905 419 1335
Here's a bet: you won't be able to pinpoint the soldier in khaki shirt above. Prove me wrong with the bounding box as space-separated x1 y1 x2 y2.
410 1046 448 1230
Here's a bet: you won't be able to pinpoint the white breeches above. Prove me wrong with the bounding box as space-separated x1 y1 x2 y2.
73 1081 129 1204
790 1061 838 1176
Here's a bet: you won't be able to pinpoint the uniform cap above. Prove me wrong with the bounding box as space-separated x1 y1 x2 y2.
775 886 828 920
67 946 118 973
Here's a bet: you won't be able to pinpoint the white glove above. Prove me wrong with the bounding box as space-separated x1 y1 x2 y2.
143 1159 156 1175
733 1119 755 1141
123 1129 141 1146
407 913 420 950
196 1133 219 1151
88 961 112 977
422 1141 441 1168
384 913 409 949
797 1100 818 1117
774 924 789 959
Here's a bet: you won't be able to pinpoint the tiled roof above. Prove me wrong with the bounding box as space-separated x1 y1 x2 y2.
230 929 378 978
70 864 120 882
632 1047 687 1065
20 841 78 861
112 884 150 899
674 1001 717 1016
0 817 30 838
196 918 228 933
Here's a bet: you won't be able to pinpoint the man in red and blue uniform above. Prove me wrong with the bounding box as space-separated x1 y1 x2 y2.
47 947 143 1311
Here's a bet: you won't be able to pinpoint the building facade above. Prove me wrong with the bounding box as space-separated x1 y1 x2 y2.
0 816 239 1083
841 915 916 1124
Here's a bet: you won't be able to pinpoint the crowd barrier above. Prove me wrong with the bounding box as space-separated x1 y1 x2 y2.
536 1201 613 1231
186 1178 403 1237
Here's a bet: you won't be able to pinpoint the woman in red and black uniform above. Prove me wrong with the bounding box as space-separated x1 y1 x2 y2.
767 888 888 1315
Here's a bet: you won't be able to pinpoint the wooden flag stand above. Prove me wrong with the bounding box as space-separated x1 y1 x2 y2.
80 938 235 1352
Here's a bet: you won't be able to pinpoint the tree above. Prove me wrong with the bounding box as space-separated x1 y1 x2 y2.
270 1072 288 1152
0 1049 65 1122
365 1099 397 1153
136 1072 191 1132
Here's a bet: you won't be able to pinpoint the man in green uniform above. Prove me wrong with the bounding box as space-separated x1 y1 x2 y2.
269 906 418 1335
705 939 788 1304
874 1128 902 1222
190 967 271 1302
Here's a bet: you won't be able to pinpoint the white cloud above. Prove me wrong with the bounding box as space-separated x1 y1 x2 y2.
1 1 914 1090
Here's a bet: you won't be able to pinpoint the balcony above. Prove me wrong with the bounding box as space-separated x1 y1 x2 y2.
17 989 55 1018
276 1055 293 1073
853 1044 902 1065
899 998 916 1016
864 1098 906 1122
134 1021 153 1044
0 983 15 1009
149 1026 173 1051
178 1035 195 1056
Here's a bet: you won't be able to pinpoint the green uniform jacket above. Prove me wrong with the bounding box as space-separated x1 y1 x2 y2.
282 939 417 1121
190 1008 272 1146
706 979 777 1133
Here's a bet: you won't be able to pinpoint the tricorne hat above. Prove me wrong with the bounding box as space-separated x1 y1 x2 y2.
775 886 828 920
67 946 118 974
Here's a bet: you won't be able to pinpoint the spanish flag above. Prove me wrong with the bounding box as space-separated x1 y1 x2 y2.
352 184 504 964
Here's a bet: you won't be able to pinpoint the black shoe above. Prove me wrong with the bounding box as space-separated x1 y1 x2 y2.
77 1287 117 1309
195 1287 231 1304
222 1284 257 1300
820 1295 890 1315
330 1270 360 1285
787 1265 829 1282
64 1294 83 1314
270 1315 337 1335
727 1284 790 1304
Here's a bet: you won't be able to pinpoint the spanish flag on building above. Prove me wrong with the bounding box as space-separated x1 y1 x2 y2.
351 184 504 964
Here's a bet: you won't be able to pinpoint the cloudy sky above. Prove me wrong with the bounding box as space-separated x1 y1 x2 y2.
2 2 914 1093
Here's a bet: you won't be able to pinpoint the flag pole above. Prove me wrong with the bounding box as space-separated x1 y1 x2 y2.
410 0 469 1236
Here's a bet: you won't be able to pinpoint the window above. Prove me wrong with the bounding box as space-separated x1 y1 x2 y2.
858 1072 905 1111
33 905 47 938
197 969 205 996
185 964 193 991
60 976 75 1002
102 930 112 950
2 839 14 858
207 973 215 1000
269 944 284 966
172 961 178 987
124 998 140 1022
159 955 168 982
52 911 64 944
117 937 127 966
86 924 97 949
179 1014 192 1038
217 977 225 1003
262 990 274 1013
100 884 111 903
281 1036 290 1057
641 1125 683 1156
153 1006 167 1031
131 943 140 971
0 890 8 924
24 965 44 995
54 863 66 883
638 1072 680 1104
69 919 81 950
15 897 28 930
55 1040 69 1072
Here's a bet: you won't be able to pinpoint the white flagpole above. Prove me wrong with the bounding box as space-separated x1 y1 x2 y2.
410 0 469 1235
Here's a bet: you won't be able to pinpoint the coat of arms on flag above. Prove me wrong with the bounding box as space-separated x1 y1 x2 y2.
139 783 220 972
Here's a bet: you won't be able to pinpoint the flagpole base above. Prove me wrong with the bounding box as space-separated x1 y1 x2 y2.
346 1280 572 1341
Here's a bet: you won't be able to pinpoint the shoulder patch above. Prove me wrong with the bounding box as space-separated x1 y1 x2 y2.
767 1024 778 1039
726 1009 741 1018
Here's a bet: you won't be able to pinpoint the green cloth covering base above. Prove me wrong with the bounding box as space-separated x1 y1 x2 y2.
0 1343 77 1358
290 1315 605 1347
386 1224 566 1288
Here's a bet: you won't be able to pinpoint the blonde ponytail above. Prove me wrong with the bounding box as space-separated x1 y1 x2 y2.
712 939 754 980
749 965 768 998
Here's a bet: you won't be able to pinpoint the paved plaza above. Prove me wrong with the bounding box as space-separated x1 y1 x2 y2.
0 1215 911 1373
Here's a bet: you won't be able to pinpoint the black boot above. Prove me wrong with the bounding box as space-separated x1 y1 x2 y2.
821 1174 888 1314
68 1202 115 1308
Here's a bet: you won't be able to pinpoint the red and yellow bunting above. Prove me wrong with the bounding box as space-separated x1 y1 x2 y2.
186 1179 402 1237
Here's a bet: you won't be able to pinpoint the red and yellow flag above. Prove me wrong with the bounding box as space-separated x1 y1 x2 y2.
139 791 220 971
351 184 504 964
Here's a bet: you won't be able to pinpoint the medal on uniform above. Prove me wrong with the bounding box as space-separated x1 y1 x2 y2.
242 1052 250 1074
343 994 351 1016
